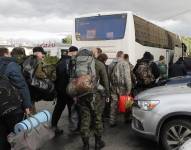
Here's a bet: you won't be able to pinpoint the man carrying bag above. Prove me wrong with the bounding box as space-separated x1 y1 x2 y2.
0 47 32 150
22 47 55 113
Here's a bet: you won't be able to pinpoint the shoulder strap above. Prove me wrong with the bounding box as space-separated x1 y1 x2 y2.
87 57 94 75
69 57 76 78
111 62 118 75
31 59 42 78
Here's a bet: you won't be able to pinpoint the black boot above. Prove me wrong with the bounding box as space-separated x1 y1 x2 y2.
82 137 89 150
95 136 105 150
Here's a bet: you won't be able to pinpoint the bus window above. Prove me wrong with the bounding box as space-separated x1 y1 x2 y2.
75 14 127 41
133 15 179 50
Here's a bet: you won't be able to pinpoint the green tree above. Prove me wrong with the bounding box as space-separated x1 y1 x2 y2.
62 35 72 44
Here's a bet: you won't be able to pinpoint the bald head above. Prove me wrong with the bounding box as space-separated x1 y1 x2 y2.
92 47 102 58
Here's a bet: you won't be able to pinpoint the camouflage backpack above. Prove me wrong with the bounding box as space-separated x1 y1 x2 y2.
135 61 155 86
110 61 129 88
66 49 96 97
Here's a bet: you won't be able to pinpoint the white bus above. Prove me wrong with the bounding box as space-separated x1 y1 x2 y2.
72 11 182 65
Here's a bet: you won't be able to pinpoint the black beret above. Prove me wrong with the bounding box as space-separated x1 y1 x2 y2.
68 46 78 52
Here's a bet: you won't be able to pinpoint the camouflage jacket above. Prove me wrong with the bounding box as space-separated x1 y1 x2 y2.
22 55 49 80
111 60 132 95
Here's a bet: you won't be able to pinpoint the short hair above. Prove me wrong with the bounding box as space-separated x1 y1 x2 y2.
123 54 129 60
11 47 26 56
69 46 78 52
33 47 46 55
0 47 9 56
97 53 108 63
178 57 184 62
159 55 165 61
97 48 102 55
116 51 123 58
143 52 153 60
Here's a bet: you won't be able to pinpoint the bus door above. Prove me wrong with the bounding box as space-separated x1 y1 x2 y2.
173 46 182 63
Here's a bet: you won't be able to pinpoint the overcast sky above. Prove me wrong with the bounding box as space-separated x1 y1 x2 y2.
0 0 190 40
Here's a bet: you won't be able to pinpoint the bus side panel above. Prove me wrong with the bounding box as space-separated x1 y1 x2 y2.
125 13 136 65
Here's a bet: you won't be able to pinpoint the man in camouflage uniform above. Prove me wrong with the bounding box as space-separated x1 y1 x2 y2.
22 47 47 112
78 48 109 150
108 51 124 82
133 52 160 93
109 52 132 127
68 47 81 132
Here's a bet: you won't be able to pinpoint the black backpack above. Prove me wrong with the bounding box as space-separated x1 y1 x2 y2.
0 62 22 116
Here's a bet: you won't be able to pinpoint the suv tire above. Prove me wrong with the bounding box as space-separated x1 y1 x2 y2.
161 119 191 150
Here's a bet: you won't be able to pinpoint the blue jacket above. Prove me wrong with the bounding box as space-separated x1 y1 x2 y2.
0 57 32 109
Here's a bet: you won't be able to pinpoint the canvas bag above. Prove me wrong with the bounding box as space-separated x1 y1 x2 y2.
8 116 55 150
67 49 96 97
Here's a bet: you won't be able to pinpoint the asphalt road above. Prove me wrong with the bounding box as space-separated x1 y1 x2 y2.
36 101 161 150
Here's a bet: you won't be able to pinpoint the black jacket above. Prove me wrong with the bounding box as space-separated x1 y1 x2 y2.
150 61 160 79
55 55 71 93
0 57 32 109
169 60 187 78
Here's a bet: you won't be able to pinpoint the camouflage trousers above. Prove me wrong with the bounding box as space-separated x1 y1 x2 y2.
110 89 131 124
110 90 119 125
78 93 103 138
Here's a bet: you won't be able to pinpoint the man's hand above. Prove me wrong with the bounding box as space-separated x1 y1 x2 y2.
25 108 31 115
126 92 131 96
106 97 110 103
73 97 78 104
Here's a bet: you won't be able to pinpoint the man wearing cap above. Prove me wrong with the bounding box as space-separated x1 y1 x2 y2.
51 46 79 135
32 47 47 79
22 47 47 112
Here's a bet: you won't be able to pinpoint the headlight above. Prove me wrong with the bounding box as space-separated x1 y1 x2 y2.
138 100 160 111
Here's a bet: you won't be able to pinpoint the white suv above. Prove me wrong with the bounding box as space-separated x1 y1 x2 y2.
132 83 191 150
179 139 191 150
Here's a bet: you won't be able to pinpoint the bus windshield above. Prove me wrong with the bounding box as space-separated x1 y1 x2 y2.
75 14 127 41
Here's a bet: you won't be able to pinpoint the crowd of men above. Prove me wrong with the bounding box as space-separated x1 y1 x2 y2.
0 46 188 150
